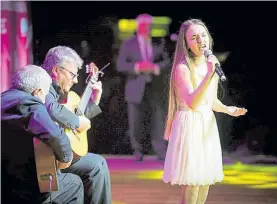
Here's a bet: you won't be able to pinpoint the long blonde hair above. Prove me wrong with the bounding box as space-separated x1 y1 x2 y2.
164 19 214 140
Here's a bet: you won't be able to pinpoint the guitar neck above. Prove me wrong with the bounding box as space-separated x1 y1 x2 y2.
77 81 94 115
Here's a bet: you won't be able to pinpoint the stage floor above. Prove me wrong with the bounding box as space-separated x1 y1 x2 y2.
103 155 277 204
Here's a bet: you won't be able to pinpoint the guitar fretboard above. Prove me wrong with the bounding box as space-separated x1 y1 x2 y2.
77 79 94 114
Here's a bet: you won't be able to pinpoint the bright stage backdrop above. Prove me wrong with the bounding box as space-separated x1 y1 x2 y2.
1 1 33 92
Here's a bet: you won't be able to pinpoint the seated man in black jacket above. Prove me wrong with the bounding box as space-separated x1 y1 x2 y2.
1 65 84 204
42 46 111 204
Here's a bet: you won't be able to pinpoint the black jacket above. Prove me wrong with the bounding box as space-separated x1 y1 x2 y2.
1 88 73 162
45 82 102 130
1 88 73 203
117 36 170 104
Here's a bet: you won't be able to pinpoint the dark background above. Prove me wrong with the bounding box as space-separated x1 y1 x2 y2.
30 1 277 156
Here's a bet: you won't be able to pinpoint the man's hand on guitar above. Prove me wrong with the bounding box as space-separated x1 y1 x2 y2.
91 81 103 93
86 62 103 105
91 81 103 105
76 116 91 132
56 161 72 169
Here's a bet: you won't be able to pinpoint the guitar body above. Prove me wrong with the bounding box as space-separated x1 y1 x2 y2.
62 91 88 159
33 137 59 193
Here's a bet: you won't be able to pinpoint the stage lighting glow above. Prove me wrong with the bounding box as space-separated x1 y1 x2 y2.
135 163 277 189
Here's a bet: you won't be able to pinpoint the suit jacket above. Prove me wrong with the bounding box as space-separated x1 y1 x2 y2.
117 35 170 104
45 82 102 130
1 88 73 203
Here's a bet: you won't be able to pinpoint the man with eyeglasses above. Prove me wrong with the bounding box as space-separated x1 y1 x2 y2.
41 46 112 204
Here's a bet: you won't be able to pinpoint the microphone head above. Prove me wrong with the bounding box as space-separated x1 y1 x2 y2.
204 49 213 58
221 75 227 81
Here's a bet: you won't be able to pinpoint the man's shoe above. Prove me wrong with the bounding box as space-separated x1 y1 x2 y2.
134 151 143 161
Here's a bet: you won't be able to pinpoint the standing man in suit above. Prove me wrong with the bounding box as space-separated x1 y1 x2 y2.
117 13 170 161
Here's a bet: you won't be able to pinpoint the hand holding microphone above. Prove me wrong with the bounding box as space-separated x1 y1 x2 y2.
204 49 227 82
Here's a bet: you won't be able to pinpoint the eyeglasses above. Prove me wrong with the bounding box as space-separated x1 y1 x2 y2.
58 66 79 79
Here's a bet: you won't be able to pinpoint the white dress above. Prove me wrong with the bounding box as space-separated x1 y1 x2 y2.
163 65 224 186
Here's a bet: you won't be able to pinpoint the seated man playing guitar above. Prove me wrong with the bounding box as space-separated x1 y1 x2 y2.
1 65 84 204
41 46 112 204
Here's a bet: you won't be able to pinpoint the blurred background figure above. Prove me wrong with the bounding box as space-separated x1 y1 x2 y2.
117 13 170 161
80 40 91 59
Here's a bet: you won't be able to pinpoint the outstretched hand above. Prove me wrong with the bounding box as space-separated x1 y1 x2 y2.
226 106 248 117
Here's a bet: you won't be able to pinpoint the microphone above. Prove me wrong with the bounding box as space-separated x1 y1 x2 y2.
204 49 227 82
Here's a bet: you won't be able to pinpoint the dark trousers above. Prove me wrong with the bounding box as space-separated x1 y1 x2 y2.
127 92 167 158
2 172 84 204
62 153 112 204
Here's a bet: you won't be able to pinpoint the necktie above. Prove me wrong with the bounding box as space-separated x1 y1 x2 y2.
145 39 149 61
143 39 152 82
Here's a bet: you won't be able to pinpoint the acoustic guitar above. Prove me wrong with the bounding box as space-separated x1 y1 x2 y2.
34 136 72 193
34 63 108 193
34 63 100 192
33 137 59 193
61 62 108 159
